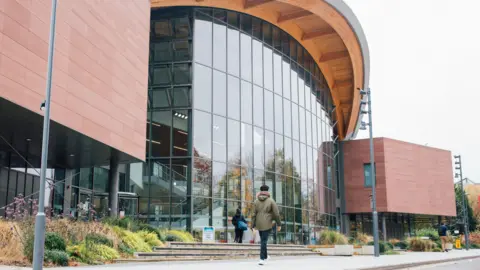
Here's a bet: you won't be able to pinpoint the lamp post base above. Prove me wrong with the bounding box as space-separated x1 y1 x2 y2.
32 213 47 270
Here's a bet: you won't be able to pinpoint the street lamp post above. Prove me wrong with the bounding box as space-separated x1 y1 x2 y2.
32 0 58 269
359 88 380 257
454 155 469 250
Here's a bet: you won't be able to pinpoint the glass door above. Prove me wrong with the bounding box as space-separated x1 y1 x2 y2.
93 194 109 220
119 195 138 218
78 192 92 221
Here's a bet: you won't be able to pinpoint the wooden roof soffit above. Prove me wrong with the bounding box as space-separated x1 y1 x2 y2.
319 50 349 63
333 79 353 89
244 0 274 9
302 28 336 41
277 9 313 23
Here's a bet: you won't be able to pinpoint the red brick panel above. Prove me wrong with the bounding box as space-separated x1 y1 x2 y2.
383 138 456 216
343 138 456 217
0 0 150 160
343 138 388 213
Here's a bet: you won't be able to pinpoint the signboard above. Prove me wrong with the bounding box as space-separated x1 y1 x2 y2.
202 227 215 243
155 206 160 221
455 239 461 249
119 211 125 219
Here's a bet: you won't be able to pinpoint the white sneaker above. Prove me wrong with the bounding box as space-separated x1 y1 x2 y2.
267 256 271 261
258 260 266 265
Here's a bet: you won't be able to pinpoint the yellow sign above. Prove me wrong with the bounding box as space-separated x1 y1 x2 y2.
455 239 461 249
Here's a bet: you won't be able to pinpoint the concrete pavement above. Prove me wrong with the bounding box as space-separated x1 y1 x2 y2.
1 250 479 270
408 258 480 269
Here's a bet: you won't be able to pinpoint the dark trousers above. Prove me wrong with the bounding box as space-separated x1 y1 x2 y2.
259 230 271 260
234 229 244 243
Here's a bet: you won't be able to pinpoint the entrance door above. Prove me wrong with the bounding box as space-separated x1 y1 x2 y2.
93 194 109 220
119 195 138 218
77 192 92 221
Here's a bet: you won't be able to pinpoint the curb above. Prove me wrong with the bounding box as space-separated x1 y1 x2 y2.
356 255 480 270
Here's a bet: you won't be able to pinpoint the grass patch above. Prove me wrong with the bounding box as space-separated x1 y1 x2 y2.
384 250 401 255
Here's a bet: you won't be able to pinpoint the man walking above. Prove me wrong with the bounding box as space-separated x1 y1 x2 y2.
439 222 449 252
252 185 282 266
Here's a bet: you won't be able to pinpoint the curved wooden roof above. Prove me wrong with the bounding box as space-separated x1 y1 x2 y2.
151 0 370 140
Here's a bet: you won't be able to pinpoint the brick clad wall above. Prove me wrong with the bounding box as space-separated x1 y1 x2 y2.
343 138 388 213
0 0 150 160
383 138 456 216
343 138 456 216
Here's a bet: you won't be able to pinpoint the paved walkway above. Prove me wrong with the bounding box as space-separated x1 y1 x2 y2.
1 250 480 270
410 258 480 269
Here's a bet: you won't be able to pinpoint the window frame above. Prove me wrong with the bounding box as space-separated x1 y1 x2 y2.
363 163 377 188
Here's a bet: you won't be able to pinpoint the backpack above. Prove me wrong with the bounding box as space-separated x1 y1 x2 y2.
238 220 248 231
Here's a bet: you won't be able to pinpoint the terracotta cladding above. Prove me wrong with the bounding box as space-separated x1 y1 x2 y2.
343 138 456 216
0 0 150 160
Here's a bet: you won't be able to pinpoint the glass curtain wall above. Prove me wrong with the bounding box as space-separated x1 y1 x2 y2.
190 7 337 244
139 8 193 230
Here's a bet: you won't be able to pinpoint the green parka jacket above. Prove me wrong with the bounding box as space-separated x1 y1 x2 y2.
252 191 282 231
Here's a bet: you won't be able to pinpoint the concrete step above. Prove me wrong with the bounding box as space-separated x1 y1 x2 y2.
140 249 313 256
155 246 309 251
134 251 318 259
167 242 308 249
117 253 319 263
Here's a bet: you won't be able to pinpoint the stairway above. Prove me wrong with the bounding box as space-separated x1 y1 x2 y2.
120 242 319 262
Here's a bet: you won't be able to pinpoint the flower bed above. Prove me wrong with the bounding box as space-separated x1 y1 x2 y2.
0 218 195 267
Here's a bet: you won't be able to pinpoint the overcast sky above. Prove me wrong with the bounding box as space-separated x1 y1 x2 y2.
344 0 480 183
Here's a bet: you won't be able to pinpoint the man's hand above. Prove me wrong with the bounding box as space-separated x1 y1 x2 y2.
277 226 282 232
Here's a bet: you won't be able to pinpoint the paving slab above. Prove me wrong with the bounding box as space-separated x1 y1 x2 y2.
2 250 480 270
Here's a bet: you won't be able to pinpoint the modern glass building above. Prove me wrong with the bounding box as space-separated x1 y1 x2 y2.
0 0 370 244
139 7 338 243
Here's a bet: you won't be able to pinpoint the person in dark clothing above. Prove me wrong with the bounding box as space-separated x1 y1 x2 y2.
232 208 247 243
439 223 449 252
252 185 282 266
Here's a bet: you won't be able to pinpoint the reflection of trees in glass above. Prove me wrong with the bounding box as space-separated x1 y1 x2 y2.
264 149 300 209
193 150 211 197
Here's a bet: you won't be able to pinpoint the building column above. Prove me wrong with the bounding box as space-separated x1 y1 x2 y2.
382 214 387 242
109 151 119 217
62 169 75 217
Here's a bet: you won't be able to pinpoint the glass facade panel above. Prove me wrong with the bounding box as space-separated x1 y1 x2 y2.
241 123 253 167
240 34 252 82
241 80 253 124
193 110 211 159
193 64 212 112
253 127 264 169
282 60 291 99
213 69 227 116
212 162 227 199
227 75 240 120
194 17 212 66
124 7 338 238
253 85 264 127
291 65 298 104
151 110 172 157
213 23 227 71
283 99 291 138
263 46 273 91
227 28 240 76
213 115 227 162
264 90 274 131
273 53 282 95
228 119 241 164
274 94 283 134
252 40 263 86
265 130 275 171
